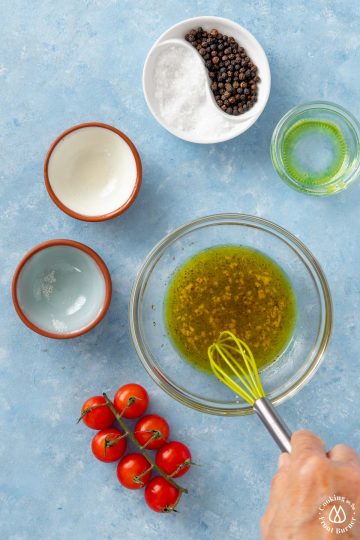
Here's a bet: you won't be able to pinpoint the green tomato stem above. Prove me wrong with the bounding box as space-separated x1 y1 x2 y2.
102 393 187 495
105 432 129 448
169 459 191 478
76 402 109 424
135 464 154 485
137 430 162 450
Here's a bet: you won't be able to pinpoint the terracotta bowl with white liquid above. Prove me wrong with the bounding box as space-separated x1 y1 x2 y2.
44 123 142 221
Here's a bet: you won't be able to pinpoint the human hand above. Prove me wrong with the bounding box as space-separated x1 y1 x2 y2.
261 430 360 539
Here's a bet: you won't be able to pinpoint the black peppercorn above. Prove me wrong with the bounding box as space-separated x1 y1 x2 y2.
185 27 260 115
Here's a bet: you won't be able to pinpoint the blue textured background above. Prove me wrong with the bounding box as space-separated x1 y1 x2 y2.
1 1 360 539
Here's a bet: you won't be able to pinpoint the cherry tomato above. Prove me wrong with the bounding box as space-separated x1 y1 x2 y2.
134 414 170 450
117 453 152 490
155 441 192 478
80 395 115 430
144 477 180 513
91 428 127 463
114 383 149 419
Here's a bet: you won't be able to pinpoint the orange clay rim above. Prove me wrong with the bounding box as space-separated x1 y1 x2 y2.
11 239 112 339
44 122 142 222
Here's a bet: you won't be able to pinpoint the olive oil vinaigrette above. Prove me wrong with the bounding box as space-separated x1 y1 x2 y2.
165 246 297 374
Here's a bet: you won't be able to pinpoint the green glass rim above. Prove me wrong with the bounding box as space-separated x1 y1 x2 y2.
271 101 360 196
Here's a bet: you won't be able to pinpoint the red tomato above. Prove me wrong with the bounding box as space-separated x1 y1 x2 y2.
117 453 152 490
134 414 170 450
80 395 115 430
91 428 127 463
144 477 180 513
114 384 149 419
155 441 192 478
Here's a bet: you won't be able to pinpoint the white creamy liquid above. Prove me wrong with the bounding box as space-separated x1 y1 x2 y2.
48 126 137 217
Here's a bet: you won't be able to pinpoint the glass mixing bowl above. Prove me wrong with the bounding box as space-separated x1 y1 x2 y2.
129 214 332 416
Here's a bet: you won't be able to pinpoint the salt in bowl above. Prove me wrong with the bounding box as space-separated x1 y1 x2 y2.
12 239 112 338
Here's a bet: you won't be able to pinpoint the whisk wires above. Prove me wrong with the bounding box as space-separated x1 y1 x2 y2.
208 330 265 406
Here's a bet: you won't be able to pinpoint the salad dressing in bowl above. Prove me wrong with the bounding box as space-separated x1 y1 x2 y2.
130 214 332 416
164 245 296 374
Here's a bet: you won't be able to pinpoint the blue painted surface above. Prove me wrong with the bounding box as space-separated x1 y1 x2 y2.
1 1 360 539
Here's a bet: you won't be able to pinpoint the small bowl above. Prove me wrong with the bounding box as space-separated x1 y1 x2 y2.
143 16 271 144
130 214 332 416
12 240 112 339
44 123 142 221
271 101 360 196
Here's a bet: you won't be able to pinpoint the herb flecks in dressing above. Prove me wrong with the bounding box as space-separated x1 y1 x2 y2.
165 246 297 374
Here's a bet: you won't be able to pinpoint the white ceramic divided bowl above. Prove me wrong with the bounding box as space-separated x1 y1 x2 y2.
45 123 142 221
143 16 271 143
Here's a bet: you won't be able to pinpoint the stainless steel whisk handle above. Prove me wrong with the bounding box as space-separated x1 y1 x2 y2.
253 397 292 453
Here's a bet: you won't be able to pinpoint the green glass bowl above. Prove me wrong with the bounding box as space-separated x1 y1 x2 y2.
271 101 360 196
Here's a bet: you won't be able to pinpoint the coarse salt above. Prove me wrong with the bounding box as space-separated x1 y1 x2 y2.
154 44 237 141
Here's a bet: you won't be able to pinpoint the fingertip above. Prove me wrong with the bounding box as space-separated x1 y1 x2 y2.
291 429 324 445
328 443 360 466
291 430 326 459
278 452 290 470
292 429 320 440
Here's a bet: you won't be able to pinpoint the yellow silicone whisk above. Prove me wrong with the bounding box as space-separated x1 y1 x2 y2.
208 331 292 453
